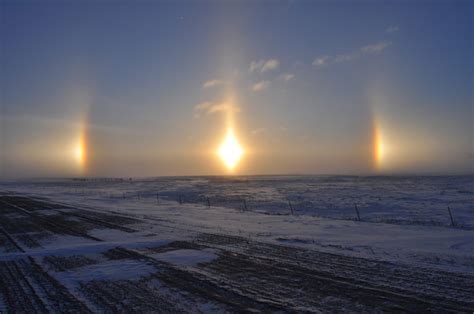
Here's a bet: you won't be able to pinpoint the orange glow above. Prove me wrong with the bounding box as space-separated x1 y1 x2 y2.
73 121 88 175
373 120 384 170
74 142 84 163
214 90 245 172
217 128 244 171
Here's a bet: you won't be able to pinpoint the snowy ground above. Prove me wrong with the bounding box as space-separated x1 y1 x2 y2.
4 175 473 228
0 176 473 312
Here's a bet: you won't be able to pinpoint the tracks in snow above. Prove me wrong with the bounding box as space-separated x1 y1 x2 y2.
0 194 473 312
0 195 139 250
194 233 474 312
0 257 91 313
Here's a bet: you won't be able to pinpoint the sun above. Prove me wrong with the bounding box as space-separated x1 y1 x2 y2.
73 127 87 173
74 144 84 163
373 120 385 170
376 138 384 163
218 128 244 171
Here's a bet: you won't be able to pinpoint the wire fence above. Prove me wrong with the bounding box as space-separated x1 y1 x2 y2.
5 178 472 230
58 187 471 230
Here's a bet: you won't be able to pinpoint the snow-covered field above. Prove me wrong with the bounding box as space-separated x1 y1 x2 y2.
5 175 474 228
0 175 473 312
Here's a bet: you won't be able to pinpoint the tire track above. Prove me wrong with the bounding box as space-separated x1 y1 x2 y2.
0 226 25 252
194 233 474 312
0 199 101 241
0 257 91 313
3 195 137 233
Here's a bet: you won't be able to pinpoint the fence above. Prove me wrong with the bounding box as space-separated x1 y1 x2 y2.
59 187 469 230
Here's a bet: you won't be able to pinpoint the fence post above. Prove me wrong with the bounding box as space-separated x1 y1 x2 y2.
288 200 294 215
447 206 455 227
354 203 361 221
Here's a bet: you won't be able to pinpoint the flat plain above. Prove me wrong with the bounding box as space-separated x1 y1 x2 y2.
0 176 473 312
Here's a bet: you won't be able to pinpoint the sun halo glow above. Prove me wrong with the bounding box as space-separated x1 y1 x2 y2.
217 128 244 171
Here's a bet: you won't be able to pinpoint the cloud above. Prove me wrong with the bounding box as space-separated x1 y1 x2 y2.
262 59 280 72
360 41 391 54
249 60 263 73
313 41 392 68
207 103 240 114
194 101 240 116
202 79 224 88
334 53 358 63
313 53 358 67
386 25 399 33
249 59 280 73
194 101 212 111
312 56 329 67
251 80 270 92
278 73 295 81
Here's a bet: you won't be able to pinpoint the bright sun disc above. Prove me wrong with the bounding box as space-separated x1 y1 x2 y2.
218 128 243 171
74 144 84 162
74 130 87 172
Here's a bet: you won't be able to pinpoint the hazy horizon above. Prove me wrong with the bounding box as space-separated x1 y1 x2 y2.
3 172 474 181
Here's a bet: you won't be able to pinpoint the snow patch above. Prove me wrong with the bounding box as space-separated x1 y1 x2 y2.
41 235 95 249
58 259 156 283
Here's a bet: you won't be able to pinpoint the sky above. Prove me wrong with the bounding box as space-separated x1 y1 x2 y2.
1 0 473 178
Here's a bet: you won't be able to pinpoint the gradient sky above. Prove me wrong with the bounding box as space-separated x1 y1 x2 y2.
1 0 473 177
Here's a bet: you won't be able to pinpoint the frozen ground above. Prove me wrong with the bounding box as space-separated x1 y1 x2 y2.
4 175 473 228
0 176 473 312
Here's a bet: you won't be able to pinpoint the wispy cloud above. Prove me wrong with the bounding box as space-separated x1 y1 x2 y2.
312 56 329 67
278 73 295 82
334 53 358 63
250 59 280 73
262 59 280 72
194 101 212 111
207 103 240 114
251 80 270 92
203 79 224 88
386 25 399 33
313 41 392 68
194 100 240 117
249 61 263 73
360 41 391 54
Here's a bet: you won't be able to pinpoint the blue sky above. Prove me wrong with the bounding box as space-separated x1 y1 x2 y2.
1 0 472 177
